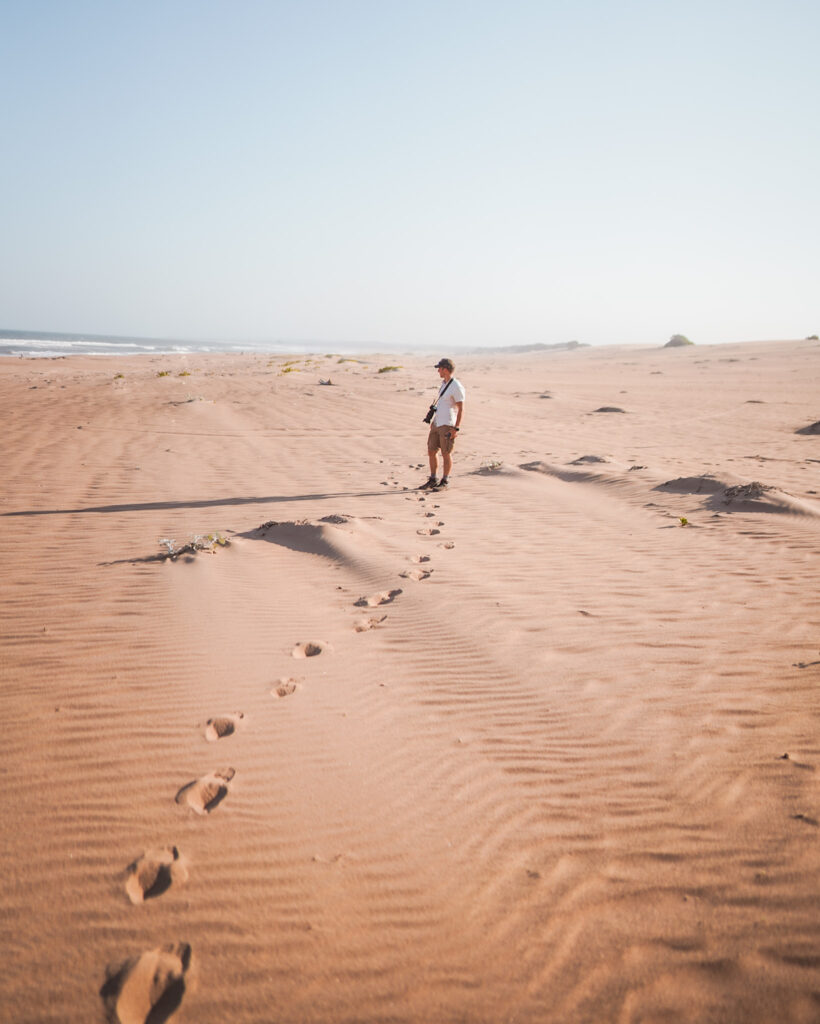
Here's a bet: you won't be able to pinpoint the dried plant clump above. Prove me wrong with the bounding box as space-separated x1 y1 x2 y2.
157 533 230 560
723 481 774 503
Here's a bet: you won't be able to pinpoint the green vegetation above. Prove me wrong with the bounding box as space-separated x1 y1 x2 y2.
113 373 124 379
679 517 689 527
178 370 191 377
156 370 171 377
378 365 402 373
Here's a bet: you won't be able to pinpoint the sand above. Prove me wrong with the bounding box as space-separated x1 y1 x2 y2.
1 339 819 1024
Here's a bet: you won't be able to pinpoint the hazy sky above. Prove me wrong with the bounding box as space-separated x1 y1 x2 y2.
1 0 817 348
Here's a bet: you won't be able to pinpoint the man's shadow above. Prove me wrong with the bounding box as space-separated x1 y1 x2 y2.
2 488 409 518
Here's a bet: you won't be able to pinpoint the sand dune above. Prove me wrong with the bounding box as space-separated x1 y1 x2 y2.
1 340 819 1022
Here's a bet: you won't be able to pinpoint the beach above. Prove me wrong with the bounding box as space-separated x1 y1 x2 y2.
1 339 819 1024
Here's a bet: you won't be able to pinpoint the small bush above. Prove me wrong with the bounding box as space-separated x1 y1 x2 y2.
665 334 694 347
156 370 171 377
378 365 402 373
178 370 191 377
158 532 230 560
114 373 124 379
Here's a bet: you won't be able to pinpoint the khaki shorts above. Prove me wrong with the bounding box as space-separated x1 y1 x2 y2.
428 424 457 455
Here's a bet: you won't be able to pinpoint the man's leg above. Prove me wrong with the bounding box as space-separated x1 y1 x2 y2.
421 427 440 487
441 428 456 477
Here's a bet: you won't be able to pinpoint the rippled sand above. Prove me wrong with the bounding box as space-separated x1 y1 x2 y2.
1 340 819 1023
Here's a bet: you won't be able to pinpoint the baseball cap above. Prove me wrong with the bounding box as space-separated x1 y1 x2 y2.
434 358 454 371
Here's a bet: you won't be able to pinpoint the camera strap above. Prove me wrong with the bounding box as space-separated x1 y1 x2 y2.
433 378 454 409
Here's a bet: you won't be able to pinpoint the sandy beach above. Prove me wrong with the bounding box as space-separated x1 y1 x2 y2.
1 339 819 1024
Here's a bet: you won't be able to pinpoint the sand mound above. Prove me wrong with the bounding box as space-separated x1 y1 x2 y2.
657 476 726 494
569 454 609 465
249 519 349 559
723 481 775 502
721 481 820 515
519 458 634 489
657 475 820 516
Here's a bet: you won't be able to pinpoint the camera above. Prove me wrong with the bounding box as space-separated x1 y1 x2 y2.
423 404 436 424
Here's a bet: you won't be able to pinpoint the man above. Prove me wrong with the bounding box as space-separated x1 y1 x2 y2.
421 358 465 490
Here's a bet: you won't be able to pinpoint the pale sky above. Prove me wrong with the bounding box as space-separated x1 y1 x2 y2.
1 0 817 348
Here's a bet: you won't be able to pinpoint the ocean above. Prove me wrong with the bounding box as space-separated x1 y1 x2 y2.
0 330 586 359
0 330 356 359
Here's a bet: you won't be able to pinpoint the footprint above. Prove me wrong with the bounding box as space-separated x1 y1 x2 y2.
439 541 455 549
291 640 331 658
125 847 187 905
271 677 300 697
354 589 402 608
204 713 244 741
175 768 234 815
409 555 431 564
354 614 387 632
399 569 432 581
101 941 192 1024
416 528 440 536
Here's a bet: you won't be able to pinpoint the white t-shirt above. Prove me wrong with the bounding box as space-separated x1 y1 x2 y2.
434 377 465 427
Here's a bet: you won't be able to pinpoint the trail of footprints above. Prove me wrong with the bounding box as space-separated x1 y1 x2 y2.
102 490 450 1023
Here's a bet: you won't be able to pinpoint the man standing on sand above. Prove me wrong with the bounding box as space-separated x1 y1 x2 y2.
420 358 465 490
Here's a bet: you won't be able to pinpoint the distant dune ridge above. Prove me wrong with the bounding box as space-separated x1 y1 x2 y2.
1 338 819 1023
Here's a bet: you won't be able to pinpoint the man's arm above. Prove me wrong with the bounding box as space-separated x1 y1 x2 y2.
454 401 463 430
